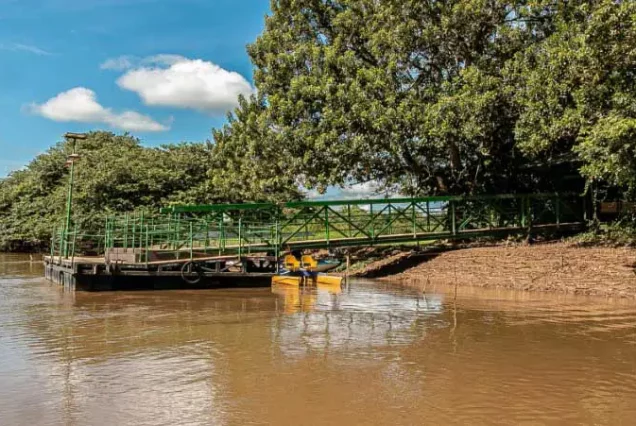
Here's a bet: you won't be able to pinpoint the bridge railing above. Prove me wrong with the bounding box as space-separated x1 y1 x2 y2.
50 193 588 262
274 193 586 249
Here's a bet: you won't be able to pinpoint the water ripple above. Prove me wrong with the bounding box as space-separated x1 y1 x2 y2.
1 257 636 425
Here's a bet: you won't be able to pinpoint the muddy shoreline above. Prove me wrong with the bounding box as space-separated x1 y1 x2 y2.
341 242 636 299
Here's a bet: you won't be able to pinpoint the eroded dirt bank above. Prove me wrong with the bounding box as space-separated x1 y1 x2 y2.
345 243 636 298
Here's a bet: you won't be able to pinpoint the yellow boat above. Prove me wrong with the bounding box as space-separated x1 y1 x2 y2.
272 275 305 286
271 274 343 287
272 254 344 287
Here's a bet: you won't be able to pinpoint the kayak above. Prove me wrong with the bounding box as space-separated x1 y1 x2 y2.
273 254 343 287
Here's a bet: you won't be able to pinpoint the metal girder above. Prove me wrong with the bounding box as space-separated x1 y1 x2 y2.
51 193 588 264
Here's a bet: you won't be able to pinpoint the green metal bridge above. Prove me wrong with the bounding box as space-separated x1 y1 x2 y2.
52 193 589 264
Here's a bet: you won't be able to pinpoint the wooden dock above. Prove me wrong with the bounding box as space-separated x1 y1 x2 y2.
44 254 276 291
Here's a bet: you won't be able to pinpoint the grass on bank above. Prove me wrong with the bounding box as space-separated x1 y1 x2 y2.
571 221 636 247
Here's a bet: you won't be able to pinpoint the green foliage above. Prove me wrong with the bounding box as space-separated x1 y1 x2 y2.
215 0 583 196
577 116 636 193
211 95 304 203
215 0 636 200
573 221 636 248
0 131 297 251
510 0 636 193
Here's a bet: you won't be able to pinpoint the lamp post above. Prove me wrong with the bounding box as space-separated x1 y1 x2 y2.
63 132 87 258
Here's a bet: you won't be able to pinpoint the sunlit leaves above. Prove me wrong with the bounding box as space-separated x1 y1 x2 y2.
510 0 636 194
226 0 572 195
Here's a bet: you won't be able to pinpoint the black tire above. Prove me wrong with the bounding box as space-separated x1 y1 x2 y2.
180 261 202 285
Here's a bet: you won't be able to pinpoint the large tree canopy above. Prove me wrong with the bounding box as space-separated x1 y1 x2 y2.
215 0 565 195
214 0 635 198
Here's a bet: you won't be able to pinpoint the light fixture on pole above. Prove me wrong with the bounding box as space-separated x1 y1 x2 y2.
62 132 87 258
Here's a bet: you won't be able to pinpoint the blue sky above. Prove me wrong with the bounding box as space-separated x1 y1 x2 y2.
0 0 270 176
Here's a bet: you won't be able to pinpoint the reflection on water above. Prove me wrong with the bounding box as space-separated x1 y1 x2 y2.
1 253 636 425
271 283 444 357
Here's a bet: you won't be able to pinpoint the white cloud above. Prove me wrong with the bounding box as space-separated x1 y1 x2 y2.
28 87 169 132
100 55 134 71
339 182 404 208
0 42 52 56
301 181 403 202
115 55 254 114
341 181 385 199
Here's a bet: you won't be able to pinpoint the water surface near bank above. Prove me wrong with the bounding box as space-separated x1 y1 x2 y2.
1 253 635 425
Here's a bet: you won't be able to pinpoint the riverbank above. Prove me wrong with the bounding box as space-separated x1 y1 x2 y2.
342 242 636 299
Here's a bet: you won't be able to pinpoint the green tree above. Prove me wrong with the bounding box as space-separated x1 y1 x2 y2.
1 132 220 250
233 0 567 195
210 94 304 202
509 1 636 196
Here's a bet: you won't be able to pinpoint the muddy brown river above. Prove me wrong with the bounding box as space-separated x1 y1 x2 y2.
1 253 636 425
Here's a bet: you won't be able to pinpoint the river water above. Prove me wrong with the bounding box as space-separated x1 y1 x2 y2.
1 253 635 425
